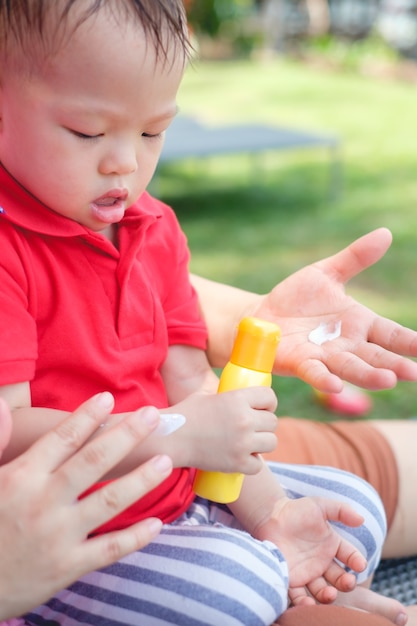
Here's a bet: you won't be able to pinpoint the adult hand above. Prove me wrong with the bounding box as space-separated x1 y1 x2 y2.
254 228 417 392
0 393 172 620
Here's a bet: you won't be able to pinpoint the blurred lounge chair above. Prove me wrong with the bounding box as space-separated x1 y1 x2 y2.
158 114 342 197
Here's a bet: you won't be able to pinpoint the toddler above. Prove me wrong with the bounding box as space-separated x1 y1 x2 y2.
0 1 403 625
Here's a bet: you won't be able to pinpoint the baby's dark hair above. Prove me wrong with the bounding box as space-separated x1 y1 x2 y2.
0 0 190 65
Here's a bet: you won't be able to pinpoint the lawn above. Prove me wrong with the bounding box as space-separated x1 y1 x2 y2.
156 56 417 420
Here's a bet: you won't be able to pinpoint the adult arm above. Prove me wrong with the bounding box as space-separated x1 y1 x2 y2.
191 228 417 393
0 393 172 620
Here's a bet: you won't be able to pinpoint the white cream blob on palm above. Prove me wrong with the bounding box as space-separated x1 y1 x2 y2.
308 321 342 346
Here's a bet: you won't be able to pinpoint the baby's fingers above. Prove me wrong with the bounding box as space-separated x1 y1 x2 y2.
288 586 316 607
305 576 338 604
336 538 367 574
319 498 364 528
305 563 358 604
320 560 359 592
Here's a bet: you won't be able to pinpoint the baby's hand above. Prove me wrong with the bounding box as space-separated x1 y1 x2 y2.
171 387 278 473
254 496 366 605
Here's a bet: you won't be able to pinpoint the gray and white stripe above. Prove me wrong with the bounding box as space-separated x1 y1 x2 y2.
24 462 386 626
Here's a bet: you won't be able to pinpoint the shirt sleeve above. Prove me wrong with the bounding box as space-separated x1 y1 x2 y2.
0 225 37 384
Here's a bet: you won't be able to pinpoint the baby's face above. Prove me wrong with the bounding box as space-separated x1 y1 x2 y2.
0 7 184 233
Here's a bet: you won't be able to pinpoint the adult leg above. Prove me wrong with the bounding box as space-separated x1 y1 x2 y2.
372 420 417 558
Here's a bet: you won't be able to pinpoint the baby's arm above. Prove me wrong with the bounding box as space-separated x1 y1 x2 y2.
0 342 217 464
0 351 278 479
0 381 71 464
0 381 177 472
160 344 220 402
230 463 366 605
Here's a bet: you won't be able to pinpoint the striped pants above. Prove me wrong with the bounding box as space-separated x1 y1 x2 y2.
24 462 386 626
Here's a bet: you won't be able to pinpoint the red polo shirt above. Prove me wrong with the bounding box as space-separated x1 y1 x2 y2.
0 165 208 531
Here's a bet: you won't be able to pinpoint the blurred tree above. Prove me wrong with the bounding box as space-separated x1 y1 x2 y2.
186 0 253 37
185 0 416 63
306 0 330 35
186 0 220 36
377 0 417 58
328 0 379 38
258 0 310 51
259 0 286 51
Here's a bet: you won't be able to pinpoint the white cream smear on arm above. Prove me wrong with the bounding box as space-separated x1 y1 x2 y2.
154 413 186 436
99 413 186 436
308 320 342 346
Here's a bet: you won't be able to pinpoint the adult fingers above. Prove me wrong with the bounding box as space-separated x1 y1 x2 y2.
76 452 172 538
61 516 165 583
24 392 116 473
54 404 164 503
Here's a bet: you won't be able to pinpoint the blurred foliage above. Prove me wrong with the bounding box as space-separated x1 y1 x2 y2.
302 32 400 71
187 0 254 37
186 0 417 62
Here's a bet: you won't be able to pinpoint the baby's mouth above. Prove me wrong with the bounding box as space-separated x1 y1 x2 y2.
95 197 119 207
91 190 128 224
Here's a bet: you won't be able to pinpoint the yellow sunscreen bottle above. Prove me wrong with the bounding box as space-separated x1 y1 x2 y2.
193 316 281 503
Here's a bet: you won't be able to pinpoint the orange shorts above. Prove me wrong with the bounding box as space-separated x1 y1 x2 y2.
264 417 399 530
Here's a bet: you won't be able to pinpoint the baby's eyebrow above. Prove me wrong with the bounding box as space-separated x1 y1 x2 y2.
59 103 179 127
61 100 179 122
149 105 179 124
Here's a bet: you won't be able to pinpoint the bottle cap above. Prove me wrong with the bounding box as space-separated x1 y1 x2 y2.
230 317 281 373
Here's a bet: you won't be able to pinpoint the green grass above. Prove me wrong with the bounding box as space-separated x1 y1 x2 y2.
156 57 417 420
